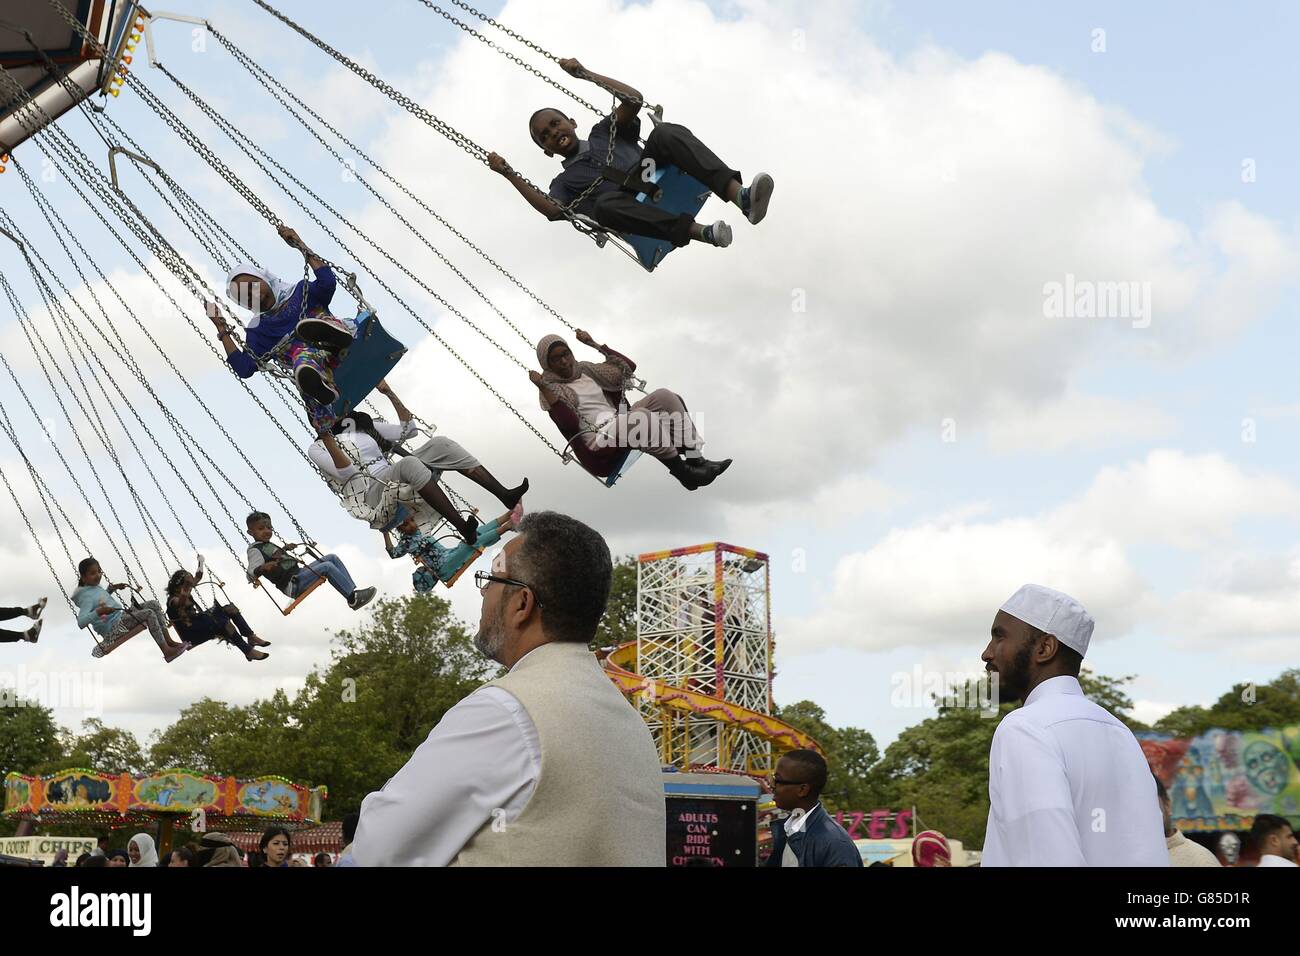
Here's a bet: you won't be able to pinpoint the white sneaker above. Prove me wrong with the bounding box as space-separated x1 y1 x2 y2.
705 221 733 248
25 619 42 643
745 173 774 225
28 597 47 618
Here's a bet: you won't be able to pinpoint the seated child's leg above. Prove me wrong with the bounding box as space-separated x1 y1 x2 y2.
591 191 693 248
643 122 742 201
220 621 254 656
411 567 437 593
306 556 357 598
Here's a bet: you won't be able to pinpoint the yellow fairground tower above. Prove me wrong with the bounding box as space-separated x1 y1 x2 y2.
602 543 820 775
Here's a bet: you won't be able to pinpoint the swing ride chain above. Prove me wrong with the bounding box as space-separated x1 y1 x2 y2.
5 205 200 561
147 64 564 456
0 456 74 610
207 24 579 338
13 156 269 558
445 0 662 116
3 52 327 549
5 215 186 570
252 0 486 164
414 1 602 116
0 259 158 590
0 400 79 567
7 138 297 555
211 28 537 351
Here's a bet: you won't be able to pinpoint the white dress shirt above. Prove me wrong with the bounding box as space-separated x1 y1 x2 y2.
307 420 417 483
352 650 542 867
1257 853 1298 867
983 675 1168 867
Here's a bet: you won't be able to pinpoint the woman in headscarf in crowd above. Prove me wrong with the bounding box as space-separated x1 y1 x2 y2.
127 833 159 868
205 224 357 429
911 830 951 867
309 380 527 545
531 330 731 490
197 832 244 867
260 827 292 868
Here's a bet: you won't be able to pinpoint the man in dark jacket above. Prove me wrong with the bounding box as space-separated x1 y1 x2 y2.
766 750 863 867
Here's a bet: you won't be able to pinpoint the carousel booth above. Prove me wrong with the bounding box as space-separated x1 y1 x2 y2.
3 768 326 858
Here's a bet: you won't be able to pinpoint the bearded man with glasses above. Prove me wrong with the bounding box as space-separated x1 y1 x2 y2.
349 511 666 867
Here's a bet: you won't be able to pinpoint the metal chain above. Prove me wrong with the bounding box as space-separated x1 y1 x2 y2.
5 213 185 571
415 1 603 115
11 152 279 555
0 399 81 566
445 0 661 114
0 448 76 610
208 23 580 336
151 62 563 455
213 28 537 350
0 63 324 546
4 205 203 564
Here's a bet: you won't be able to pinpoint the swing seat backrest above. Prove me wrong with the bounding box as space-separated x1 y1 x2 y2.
623 165 712 272
328 312 408 421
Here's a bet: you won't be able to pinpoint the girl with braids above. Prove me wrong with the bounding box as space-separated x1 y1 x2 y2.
71 558 185 662
308 380 527 545
165 564 270 663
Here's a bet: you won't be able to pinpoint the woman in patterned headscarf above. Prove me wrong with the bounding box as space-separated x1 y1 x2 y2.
531 330 731 490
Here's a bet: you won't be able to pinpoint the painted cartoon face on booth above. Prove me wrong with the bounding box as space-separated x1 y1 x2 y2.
1243 741 1289 796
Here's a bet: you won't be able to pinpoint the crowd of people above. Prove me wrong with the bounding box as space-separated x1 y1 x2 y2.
53 822 357 868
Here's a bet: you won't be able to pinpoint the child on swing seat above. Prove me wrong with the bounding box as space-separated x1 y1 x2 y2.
245 511 377 610
382 503 524 591
207 225 357 430
487 57 774 251
71 558 186 662
166 565 270 662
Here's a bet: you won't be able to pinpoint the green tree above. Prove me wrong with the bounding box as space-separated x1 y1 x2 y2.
52 718 145 775
0 697 62 779
592 555 637 650
1154 668 1300 737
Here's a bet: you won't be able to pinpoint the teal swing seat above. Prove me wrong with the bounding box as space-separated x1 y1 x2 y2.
327 311 407 420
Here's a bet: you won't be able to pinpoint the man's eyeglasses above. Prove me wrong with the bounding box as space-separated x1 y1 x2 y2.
474 571 543 607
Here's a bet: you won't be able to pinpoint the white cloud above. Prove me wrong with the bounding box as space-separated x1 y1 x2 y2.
780 450 1300 654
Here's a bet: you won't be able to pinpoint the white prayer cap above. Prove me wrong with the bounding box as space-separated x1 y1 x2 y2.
999 584 1094 658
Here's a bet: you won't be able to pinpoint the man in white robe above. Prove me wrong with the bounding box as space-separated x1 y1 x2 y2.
980 584 1167 866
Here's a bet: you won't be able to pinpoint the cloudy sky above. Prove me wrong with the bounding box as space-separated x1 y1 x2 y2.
0 0 1297 755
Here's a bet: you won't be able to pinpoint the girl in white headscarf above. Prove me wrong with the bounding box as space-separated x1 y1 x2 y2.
204 224 357 429
128 832 159 868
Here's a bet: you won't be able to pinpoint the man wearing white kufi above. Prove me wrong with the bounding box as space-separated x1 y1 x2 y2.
980 584 1167 866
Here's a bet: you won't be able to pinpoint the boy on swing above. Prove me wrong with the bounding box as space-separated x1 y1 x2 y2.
487 57 774 250
245 511 377 611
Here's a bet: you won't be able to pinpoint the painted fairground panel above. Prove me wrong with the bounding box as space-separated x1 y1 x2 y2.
233 777 325 822
1140 725 1300 831
40 770 117 810
3 775 31 813
130 770 219 813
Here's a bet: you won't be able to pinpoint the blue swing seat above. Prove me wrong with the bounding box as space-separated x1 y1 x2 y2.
622 164 711 272
602 448 643 487
327 311 407 421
